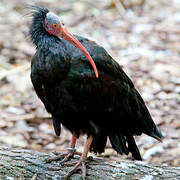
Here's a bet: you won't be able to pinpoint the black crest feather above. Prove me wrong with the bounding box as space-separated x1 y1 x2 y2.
29 5 49 47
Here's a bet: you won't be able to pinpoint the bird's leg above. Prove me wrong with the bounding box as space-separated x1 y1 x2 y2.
59 132 82 163
46 133 81 163
63 136 93 179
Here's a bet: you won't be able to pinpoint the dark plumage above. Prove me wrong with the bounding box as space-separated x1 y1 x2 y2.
30 6 162 164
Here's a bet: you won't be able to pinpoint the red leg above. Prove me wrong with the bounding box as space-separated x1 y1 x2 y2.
63 136 93 179
70 132 76 148
46 132 81 163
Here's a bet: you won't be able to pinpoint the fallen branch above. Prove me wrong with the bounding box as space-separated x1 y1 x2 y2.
0 145 180 179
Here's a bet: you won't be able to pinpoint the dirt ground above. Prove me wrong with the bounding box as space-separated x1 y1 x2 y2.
0 0 180 167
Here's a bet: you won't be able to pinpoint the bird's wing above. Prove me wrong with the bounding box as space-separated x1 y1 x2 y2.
64 37 162 139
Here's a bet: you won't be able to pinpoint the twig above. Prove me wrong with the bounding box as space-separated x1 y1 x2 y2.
112 0 127 20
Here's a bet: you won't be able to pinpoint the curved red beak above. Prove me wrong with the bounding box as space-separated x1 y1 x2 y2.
59 26 98 78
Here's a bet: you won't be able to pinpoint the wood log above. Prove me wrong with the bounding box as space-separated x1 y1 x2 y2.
0 145 180 180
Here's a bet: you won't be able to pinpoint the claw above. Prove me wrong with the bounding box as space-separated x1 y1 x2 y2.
45 153 64 163
62 136 93 179
46 136 93 179
63 158 86 179
45 151 81 163
59 151 81 164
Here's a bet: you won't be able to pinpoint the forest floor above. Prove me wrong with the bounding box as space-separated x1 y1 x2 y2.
0 0 180 167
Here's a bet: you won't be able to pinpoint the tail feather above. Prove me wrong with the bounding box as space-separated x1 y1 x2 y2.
126 135 142 160
52 116 61 136
109 133 129 155
109 133 142 160
90 135 107 154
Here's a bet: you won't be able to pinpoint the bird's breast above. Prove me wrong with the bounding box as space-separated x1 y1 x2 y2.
31 48 70 84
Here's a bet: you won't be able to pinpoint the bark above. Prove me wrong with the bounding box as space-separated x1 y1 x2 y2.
0 145 180 180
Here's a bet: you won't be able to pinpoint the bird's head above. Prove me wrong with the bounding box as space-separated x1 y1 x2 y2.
44 12 98 78
44 12 64 37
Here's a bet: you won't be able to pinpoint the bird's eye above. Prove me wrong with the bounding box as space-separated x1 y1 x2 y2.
53 24 58 28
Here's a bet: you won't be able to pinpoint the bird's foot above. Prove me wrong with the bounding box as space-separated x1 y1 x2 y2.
45 148 81 163
63 157 87 180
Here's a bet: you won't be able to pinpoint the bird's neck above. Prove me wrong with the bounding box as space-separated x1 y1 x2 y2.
32 32 58 49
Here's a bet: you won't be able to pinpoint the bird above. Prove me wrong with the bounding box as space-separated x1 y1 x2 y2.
29 6 163 179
